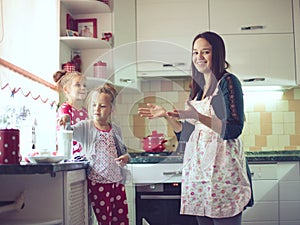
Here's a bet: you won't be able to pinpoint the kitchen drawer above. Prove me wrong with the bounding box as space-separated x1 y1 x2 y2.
252 180 278 201
242 222 278 225
277 162 300 181
249 164 278 180
243 202 279 222
280 201 300 221
279 181 300 200
128 164 182 184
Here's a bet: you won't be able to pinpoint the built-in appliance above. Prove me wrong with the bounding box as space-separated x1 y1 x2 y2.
128 154 197 225
135 183 197 225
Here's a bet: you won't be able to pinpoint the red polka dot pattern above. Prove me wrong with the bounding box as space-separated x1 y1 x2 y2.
0 129 20 164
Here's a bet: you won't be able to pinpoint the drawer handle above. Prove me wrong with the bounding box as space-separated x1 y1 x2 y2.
163 63 185 67
163 171 182 176
243 78 265 82
241 25 264 31
119 78 134 83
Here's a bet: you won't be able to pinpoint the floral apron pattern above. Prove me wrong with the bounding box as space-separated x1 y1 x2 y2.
180 86 251 218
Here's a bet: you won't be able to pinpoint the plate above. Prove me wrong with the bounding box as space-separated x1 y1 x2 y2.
28 155 64 163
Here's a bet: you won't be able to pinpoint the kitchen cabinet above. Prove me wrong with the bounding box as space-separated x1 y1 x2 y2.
242 163 279 225
0 169 88 225
136 0 209 77
294 0 300 85
59 0 113 86
278 162 300 225
209 0 296 87
112 0 139 89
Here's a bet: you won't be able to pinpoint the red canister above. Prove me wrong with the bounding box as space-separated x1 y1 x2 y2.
62 62 75 73
0 129 21 164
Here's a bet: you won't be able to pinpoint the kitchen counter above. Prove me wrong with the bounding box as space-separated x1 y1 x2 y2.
0 161 89 177
245 150 300 163
128 150 300 164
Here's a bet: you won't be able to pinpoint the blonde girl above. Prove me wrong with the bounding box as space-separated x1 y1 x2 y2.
53 70 88 157
59 83 130 225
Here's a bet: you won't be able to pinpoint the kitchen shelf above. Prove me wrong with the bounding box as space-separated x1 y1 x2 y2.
61 0 111 14
60 36 111 49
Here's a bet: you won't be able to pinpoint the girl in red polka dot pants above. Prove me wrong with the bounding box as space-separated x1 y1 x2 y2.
88 181 129 225
59 83 130 225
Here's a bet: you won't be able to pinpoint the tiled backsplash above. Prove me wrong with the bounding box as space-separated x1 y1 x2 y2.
115 78 300 152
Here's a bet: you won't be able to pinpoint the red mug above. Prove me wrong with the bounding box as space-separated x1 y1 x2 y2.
0 129 21 164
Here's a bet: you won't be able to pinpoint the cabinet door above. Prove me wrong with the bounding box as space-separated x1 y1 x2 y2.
113 0 139 89
243 164 279 224
136 0 209 75
210 0 293 34
64 170 88 225
294 0 300 85
222 34 296 86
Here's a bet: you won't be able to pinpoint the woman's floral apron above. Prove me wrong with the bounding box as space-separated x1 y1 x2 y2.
180 85 251 218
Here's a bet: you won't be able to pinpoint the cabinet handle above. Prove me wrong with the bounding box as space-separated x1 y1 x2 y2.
119 78 134 83
163 63 185 67
241 25 264 31
163 171 182 176
243 78 265 82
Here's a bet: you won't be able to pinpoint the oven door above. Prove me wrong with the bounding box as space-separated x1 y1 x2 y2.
135 183 197 225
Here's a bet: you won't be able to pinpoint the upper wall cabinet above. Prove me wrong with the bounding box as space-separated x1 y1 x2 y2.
294 0 300 85
112 0 139 89
209 0 296 87
210 0 293 34
136 0 209 77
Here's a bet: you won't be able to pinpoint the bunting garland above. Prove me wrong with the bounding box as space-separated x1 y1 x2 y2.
0 58 58 108
1 82 58 108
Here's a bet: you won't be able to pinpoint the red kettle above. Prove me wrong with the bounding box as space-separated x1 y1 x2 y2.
142 131 167 152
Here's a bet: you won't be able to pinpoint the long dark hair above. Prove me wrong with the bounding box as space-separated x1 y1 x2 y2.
190 31 229 100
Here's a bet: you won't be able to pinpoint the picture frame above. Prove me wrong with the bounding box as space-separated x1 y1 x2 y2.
66 13 76 31
66 29 79 37
76 18 97 38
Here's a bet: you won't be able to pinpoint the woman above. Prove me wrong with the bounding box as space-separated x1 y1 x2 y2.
138 31 252 225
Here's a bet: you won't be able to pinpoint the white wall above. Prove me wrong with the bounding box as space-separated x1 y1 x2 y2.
0 0 60 156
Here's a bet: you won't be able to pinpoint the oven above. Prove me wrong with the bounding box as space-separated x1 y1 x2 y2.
135 183 197 225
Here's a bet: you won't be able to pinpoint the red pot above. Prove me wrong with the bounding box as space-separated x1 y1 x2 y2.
142 131 167 152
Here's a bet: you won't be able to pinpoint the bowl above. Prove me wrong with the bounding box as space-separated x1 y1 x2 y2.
28 155 64 163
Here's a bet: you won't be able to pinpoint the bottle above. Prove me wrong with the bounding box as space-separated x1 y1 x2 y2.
57 123 73 160
31 118 37 150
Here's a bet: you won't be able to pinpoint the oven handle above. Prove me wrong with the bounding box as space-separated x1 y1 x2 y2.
162 171 182 176
140 195 181 200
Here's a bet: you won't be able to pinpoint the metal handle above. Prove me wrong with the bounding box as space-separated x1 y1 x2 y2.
241 25 264 31
243 78 265 82
140 195 181 200
163 171 182 176
119 78 134 83
162 62 185 67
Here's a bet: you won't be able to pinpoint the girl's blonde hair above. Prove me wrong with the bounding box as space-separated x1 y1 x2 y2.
53 70 86 91
86 83 118 118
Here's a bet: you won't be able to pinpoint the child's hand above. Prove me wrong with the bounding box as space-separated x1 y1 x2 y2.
57 114 70 128
115 154 130 166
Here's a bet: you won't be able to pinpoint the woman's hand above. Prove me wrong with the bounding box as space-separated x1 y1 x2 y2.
138 103 167 119
167 101 199 120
